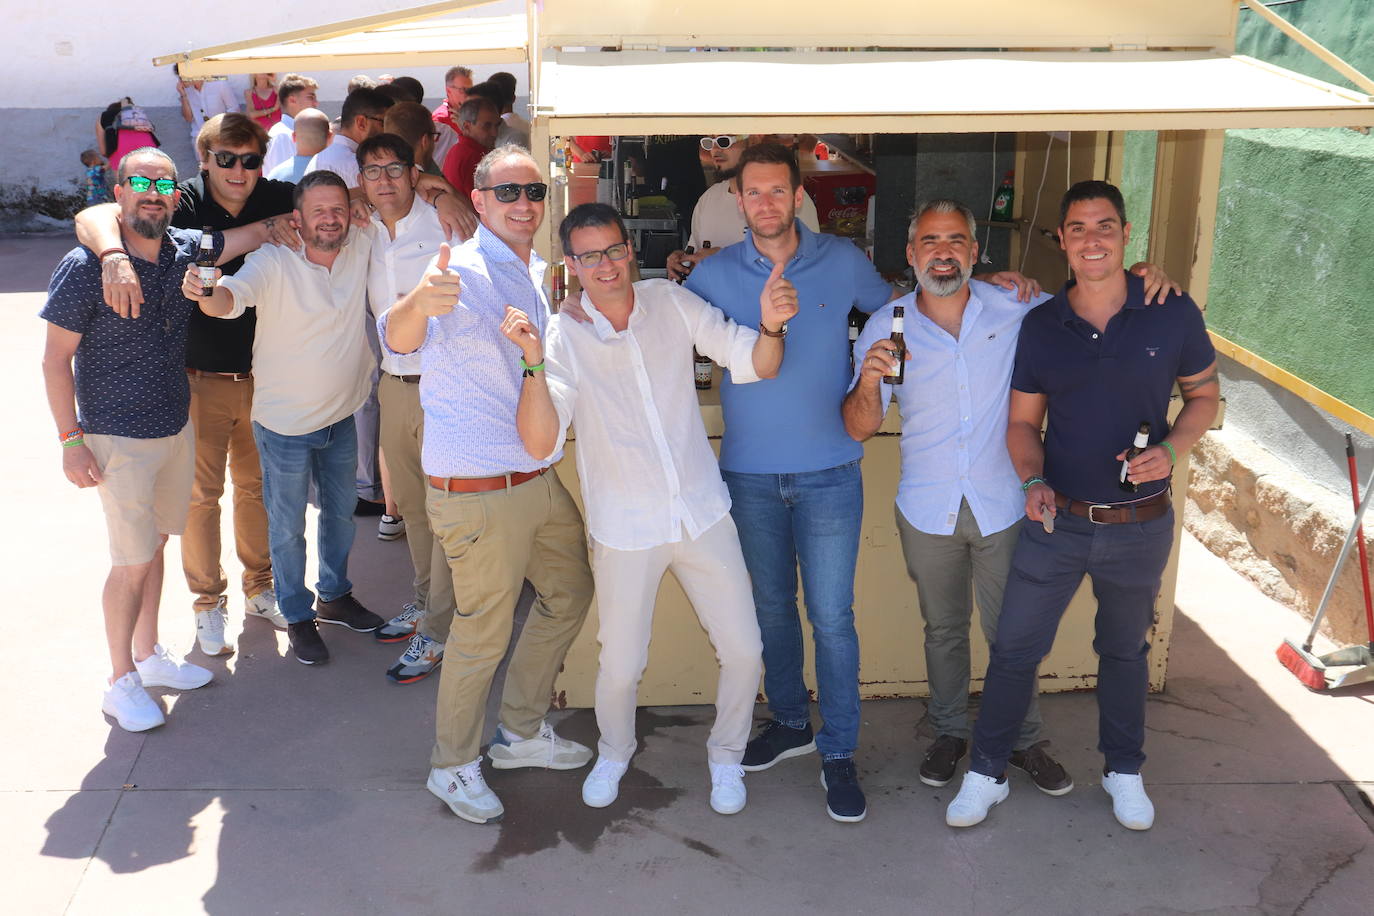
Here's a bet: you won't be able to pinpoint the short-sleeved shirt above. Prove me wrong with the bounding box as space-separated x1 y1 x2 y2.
441 134 488 199
40 228 223 438
173 172 296 373
685 220 893 473
1011 271 1215 504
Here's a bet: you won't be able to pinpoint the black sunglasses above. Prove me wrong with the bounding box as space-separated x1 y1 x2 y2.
569 241 631 268
211 150 264 170
478 182 548 203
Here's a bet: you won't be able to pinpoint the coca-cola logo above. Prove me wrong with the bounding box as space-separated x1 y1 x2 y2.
823 206 864 221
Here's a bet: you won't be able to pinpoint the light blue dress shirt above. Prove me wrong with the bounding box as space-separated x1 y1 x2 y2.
852 279 1051 537
379 225 559 477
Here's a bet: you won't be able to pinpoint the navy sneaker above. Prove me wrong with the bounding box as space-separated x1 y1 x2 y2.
741 720 817 772
820 757 867 823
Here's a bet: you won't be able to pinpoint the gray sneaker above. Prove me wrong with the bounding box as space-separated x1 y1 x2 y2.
385 633 444 685
195 597 232 656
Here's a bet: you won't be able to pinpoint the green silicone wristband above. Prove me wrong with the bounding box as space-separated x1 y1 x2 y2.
1161 440 1177 466
519 358 545 372
61 438 86 449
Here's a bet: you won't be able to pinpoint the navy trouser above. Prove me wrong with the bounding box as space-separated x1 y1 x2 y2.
969 506 1174 778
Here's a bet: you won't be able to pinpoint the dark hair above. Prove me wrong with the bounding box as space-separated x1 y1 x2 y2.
1059 179 1127 227
458 96 497 124
465 81 505 110
559 203 627 253
341 87 394 126
735 141 802 191
293 168 349 210
383 102 435 151
389 76 425 104
489 72 518 106
355 132 415 169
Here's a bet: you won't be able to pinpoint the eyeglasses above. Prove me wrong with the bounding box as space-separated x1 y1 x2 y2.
211 150 264 171
478 182 548 203
124 175 177 195
360 162 410 181
700 135 743 151
365 115 386 124
569 241 631 268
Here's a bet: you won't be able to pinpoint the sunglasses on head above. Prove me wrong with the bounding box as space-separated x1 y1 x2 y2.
569 241 631 268
700 135 742 151
211 150 264 170
124 175 177 195
360 162 410 181
478 182 548 203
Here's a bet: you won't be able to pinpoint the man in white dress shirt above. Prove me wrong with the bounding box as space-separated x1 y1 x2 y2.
500 202 797 816
262 75 320 177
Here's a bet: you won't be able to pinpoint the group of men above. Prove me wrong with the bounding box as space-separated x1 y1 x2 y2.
46 70 1218 832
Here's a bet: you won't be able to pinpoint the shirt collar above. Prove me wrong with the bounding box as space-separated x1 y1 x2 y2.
745 218 816 269
335 134 359 153
369 196 433 237
1053 270 1146 324
580 289 639 342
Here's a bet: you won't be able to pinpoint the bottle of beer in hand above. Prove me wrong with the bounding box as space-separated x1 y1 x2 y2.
694 349 713 390
883 304 906 386
676 245 696 284
1119 422 1151 492
197 227 217 296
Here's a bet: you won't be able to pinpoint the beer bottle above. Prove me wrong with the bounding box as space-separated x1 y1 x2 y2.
551 263 567 313
1119 421 1151 492
883 304 906 386
676 245 696 284
197 227 217 296
694 348 713 390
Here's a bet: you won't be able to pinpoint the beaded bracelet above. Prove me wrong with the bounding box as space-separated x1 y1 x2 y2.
59 427 84 443
1020 475 1047 492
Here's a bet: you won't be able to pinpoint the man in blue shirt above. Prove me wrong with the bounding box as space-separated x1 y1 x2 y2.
946 181 1219 832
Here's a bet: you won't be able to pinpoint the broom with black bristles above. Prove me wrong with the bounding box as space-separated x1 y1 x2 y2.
1276 450 1374 690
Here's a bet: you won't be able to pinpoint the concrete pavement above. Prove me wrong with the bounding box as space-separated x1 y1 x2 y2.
4 233 1373 915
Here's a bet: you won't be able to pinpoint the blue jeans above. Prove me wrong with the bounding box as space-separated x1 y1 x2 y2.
723 461 863 759
970 507 1175 778
252 418 358 624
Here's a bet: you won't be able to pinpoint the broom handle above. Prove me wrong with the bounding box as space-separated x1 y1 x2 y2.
1304 460 1374 651
1347 435 1374 646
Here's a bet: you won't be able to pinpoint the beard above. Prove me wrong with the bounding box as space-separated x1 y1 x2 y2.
920 258 972 297
302 222 346 252
129 207 171 240
745 204 796 240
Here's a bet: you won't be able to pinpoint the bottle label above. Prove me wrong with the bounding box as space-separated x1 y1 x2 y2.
891 315 904 334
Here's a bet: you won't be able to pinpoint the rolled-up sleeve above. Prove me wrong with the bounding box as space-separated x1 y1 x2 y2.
670 282 761 384
217 246 276 320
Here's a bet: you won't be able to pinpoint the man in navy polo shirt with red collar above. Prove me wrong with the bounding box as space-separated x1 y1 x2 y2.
947 180 1219 832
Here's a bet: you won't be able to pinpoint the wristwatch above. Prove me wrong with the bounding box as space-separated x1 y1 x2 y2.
759 321 788 338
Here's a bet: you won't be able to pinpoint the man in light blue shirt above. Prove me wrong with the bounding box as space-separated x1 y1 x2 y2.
382 145 593 827
265 109 331 184
843 198 1176 799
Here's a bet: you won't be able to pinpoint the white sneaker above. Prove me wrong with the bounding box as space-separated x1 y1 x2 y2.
581 757 629 808
135 644 214 690
427 759 503 824
709 762 747 815
246 589 288 629
946 771 1010 827
377 514 406 541
195 598 232 656
1103 771 1155 830
487 721 593 770
102 672 165 732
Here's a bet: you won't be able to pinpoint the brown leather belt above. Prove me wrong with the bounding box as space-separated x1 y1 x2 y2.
428 467 548 493
386 372 421 384
186 368 252 381
1054 489 1170 525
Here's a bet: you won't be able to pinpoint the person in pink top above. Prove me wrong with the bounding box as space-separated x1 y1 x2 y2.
245 73 281 130
96 98 160 179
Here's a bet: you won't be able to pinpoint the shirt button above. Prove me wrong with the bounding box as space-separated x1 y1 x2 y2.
1092 333 1099 339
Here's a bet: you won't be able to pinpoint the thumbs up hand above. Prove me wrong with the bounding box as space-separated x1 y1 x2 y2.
759 260 797 332
413 243 461 317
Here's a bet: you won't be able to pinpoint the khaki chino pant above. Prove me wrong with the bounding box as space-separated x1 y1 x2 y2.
591 516 763 766
427 470 593 768
182 374 273 612
377 373 455 632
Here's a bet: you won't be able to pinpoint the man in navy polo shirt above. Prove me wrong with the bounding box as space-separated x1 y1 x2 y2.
41 147 256 732
946 180 1219 832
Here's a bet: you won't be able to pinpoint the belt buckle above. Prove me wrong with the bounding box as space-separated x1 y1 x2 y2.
1088 504 1114 524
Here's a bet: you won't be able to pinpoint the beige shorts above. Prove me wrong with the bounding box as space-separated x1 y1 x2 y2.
85 423 195 566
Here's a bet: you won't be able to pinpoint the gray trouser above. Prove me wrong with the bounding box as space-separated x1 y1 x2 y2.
896 499 1041 749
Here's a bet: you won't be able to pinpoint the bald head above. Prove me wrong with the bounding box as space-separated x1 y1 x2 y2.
292 108 331 158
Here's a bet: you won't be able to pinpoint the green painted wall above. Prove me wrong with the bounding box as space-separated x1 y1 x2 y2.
1120 131 1157 267
1206 0 1374 414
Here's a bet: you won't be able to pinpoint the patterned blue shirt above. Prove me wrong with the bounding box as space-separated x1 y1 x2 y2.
686 221 893 473
41 228 222 438
379 225 560 477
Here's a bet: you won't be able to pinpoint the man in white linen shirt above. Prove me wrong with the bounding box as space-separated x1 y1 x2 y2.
187 170 385 667
383 146 595 826
842 198 1178 796
500 202 796 816
353 133 458 685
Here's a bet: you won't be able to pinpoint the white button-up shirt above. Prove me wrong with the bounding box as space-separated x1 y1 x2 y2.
218 229 376 436
543 279 761 550
852 279 1051 537
263 114 296 176
367 199 446 377
306 134 361 189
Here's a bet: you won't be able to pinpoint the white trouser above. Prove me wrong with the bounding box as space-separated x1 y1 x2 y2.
592 515 763 765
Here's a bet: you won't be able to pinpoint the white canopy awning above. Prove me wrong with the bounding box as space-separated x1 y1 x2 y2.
534 50 1374 134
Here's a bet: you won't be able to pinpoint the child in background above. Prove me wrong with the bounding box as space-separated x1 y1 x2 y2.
81 150 112 206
